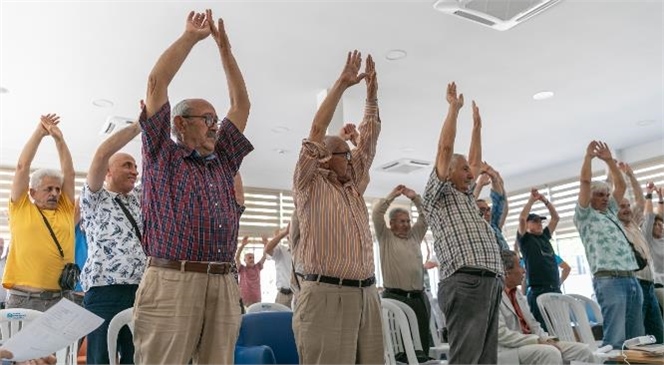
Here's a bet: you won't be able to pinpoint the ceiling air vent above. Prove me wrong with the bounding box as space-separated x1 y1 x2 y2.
99 116 139 142
378 159 432 174
433 0 563 31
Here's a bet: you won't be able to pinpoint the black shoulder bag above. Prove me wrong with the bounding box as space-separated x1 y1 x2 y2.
607 217 648 271
38 209 80 290
114 195 142 242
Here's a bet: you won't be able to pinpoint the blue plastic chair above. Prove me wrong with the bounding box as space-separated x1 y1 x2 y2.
235 345 276 364
235 311 298 364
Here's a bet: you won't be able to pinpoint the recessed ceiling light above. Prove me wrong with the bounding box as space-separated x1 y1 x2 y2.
401 147 415 153
533 91 554 101
0 87 8 94
92 99 114 108
385 49 407 61
636 119 656 126
273 148 289 155
270 126 290 134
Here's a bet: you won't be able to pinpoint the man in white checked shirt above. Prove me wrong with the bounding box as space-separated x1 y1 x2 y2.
422 82 503 364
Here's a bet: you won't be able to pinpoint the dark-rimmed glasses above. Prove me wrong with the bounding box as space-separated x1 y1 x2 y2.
331 151 352 161
183 114 220 128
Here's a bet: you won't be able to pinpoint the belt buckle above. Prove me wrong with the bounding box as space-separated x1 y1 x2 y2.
39 291 55 300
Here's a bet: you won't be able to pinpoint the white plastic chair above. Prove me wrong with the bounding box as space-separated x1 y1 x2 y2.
246 302 291 313
381 299 419 365
107 307 135 365
0 308 78 365
424 291 450 360
568 293 603 325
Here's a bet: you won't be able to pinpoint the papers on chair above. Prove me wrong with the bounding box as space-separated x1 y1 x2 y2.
627 343 664 355
1 298 103 362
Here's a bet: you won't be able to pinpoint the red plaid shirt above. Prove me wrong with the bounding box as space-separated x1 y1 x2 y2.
140 101 253 262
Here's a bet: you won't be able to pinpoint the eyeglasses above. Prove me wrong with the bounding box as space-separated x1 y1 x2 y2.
331 151 352 161
478 207 491 213
183 114 221 128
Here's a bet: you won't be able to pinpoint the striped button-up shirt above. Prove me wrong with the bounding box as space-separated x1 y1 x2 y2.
422 171 503 279
140 101 254 262
293 101 380 280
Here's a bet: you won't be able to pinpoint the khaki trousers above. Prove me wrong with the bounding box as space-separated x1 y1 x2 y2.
293 280 384 364
133 266 242 365
275 291 293 308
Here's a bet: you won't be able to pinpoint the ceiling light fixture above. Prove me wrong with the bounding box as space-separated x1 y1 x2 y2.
533 91 554 101
385 49 407 61
92 99 114 108
270 126 290 134
636 119 656 127
273 148 289 155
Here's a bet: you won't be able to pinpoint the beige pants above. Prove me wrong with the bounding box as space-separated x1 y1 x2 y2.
515 341 596 365
293 280 384 364
275 290 293 308
133 266 242 364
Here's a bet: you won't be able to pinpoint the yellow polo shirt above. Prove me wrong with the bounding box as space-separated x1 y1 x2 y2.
3 192 75 290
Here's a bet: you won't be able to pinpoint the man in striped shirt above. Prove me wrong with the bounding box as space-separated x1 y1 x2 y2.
133 10 253 364
422 83 503 364
292 51 383 364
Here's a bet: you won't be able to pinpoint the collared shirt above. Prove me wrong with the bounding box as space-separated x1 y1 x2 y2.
372 195 428 291
623 222 655 282
573 198 638 274
292 101 380 280
271 244 292 289
140 102 254 262
422 171 503 280
490 190 510 251
3 193 74 290
643 213 664 284
80 184 146 291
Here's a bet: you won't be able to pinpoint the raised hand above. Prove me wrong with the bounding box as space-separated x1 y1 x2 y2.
185 10 211 41
40 114 63 140
364 54 377 100
472 101 482 128
240 236 249 247
206 9 230 50
585 140 599 158
476 172 491 187
261 234 269 245
646 182 656 194
402 186 417 200
593 141 613 161
530 188 542 202
338 50 366 89
618 161 634 176
446 82 464 110
390 185 405 198
339 123 359 147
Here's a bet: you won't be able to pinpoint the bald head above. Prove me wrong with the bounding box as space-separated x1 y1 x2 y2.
106 152 138 194
322 135 351 184
323 135 346 152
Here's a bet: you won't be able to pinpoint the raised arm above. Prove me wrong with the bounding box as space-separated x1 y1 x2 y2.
402 186 428 238
620 162 645 222
309 51 366 143
434 83 464 180
11 116 51 202
87 113 142 192
596 142 625 202
472 168 491 199
264 224 290 256
339 123 359 148
578 141 598 208
492 169 510 228
372 185 403 239
468 101 483 178
207 10 250 132
42 116 75 203
235 236 248 268
257 234 269 266
145 11 211 118
518 189 539 236
541 195 559 233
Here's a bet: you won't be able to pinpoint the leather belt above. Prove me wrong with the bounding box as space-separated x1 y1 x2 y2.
593 270 634 278
9 289 65 300
148 257 231 275
655 283 664 289
278 287 293 295
303 274 375 288
384 287 424 299
455 267 501 278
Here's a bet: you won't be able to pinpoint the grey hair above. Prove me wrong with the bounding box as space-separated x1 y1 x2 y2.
501 250 518 272
389 208 410 221
171 99 193 142
448 153 467 171
590 181 610 195
30 168 63 189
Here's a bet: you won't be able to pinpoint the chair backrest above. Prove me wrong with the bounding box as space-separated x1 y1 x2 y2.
0 308 77 365
237 311 298 364
246 302 291 313
537 293 599 350
568 293 603 324
381 299 419 365
383 299 423 351
107 307 134 365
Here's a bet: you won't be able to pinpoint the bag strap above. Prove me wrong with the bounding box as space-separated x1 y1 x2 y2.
37 209 65 259
606 215 644 262
114 195 142 242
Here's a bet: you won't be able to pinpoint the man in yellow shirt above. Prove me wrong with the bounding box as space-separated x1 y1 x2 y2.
3 114 75 311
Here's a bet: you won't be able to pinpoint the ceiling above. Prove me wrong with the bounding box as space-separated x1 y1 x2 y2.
1 1 662 198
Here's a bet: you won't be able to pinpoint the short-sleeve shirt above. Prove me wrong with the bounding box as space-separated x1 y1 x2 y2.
140 102 254 262
270 245 292 289
573 197 638 273
80 184 146 291
239 263 263 303
422 170 502 279
518 227 559 287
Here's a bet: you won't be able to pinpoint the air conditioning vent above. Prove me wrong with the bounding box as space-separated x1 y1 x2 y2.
434 0 563 31
99 116 139 142
378 159 432 174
